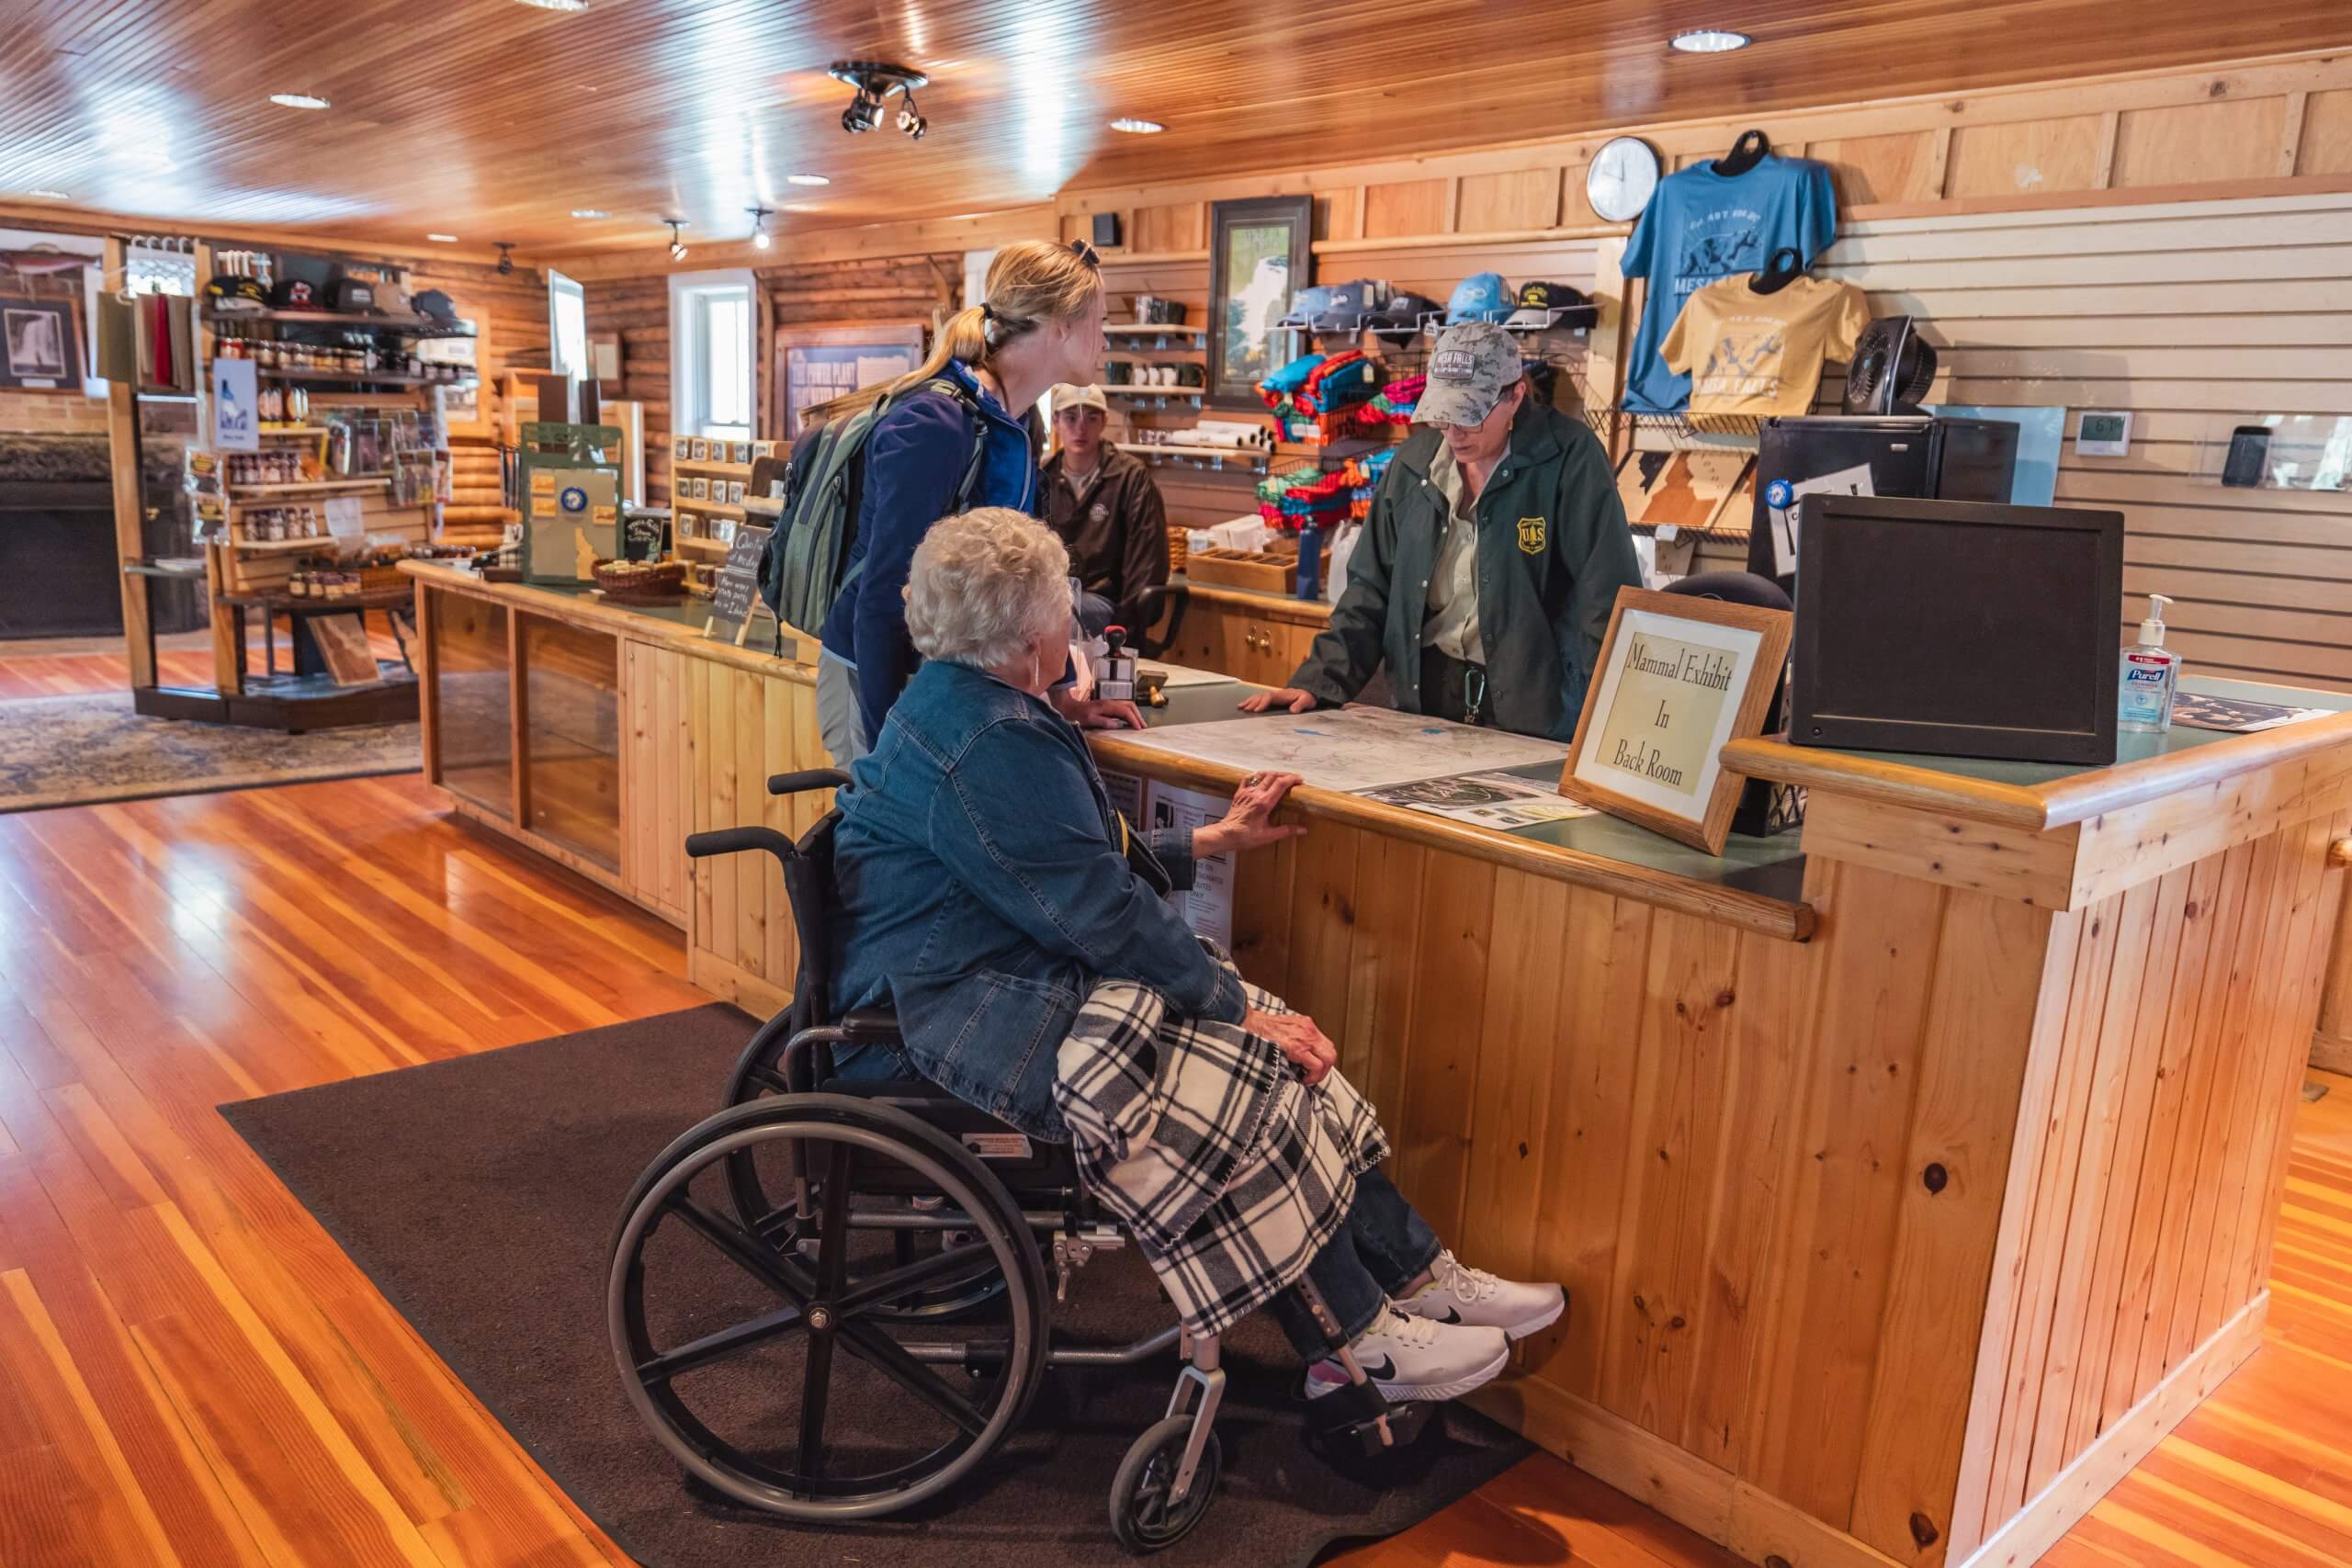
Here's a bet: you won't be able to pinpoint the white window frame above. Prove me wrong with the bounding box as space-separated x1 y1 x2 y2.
547 268 588 380
668 268 756 441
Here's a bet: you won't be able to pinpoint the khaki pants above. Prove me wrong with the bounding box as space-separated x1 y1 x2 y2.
816 649 871 768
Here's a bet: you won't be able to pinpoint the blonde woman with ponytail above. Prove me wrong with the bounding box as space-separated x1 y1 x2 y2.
815 238 1132 765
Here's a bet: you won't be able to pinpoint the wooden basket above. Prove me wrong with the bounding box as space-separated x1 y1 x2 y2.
358 563 410 593
1184 542 1327 595
1167 526 1190 572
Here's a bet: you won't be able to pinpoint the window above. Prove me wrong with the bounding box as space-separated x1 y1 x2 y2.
669 270 756 442
548 269 587 379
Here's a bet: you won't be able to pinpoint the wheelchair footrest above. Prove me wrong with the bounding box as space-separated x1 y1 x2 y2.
1302 1379 1433 1457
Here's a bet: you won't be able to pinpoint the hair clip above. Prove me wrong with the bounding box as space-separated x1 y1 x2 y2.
1068 238 1101 269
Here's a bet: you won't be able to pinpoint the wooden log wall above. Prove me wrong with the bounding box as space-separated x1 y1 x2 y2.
581 274 671 502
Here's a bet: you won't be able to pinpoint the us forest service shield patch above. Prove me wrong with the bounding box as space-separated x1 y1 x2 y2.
1518 516 1547 554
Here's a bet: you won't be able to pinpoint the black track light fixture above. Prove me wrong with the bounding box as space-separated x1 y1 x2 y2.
665 219 688 263
748 207 774 251
829 62 930 140
495 243 514 276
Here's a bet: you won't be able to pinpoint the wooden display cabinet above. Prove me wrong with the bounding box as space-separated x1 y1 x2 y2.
1165 581 1330 687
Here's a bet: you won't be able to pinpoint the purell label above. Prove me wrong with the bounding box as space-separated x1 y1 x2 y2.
2124 662 2167 684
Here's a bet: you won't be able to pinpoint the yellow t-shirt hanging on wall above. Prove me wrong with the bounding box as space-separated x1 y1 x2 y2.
1659 275 1871 418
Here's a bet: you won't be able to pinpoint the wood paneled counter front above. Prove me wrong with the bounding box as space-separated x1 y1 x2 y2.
1092 691 2350 1568
403 565 2346 1568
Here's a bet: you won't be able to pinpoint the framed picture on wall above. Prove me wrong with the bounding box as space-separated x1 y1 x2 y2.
0 295 82 390
1205 195 1311 408
774 322 927 442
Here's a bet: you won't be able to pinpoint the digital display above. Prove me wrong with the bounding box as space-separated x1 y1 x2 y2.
2081 413 2126 442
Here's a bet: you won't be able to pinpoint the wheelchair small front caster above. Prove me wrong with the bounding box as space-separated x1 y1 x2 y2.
1109 1414 1221 1553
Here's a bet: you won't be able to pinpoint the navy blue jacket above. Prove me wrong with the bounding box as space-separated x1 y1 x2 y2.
829 659 1246 1140
817 360 1041 744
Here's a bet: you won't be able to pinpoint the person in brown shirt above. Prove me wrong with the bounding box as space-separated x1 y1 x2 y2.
1043 383 1170 636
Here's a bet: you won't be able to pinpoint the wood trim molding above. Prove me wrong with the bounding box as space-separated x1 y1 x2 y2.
1955 1294 2267 1568
1801 794 2082 909
688 945 792 1017
2312 1031 2352 1075
1178 581 1334 626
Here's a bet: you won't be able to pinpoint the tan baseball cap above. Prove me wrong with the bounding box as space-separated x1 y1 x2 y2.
1051 383 1108 415
1413 321 1525 428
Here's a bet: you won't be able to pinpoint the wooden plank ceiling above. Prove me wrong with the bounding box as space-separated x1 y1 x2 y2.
2 0 2348 257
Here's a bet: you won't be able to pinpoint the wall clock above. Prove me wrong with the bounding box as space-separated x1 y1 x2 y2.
1588 136 1661 223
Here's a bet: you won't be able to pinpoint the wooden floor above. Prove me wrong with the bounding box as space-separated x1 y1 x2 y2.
3 643 2352 1566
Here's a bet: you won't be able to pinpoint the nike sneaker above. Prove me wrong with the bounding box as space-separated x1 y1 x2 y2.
1394 1250 1566 1341
1304 1303 1509 1403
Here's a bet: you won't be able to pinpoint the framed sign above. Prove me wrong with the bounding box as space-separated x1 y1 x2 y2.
773 322 926 441
1206 196 1311 408
1560 587 1792 854
0 293 82 390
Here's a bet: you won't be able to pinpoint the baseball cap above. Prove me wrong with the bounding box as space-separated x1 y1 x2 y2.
1413 322 1525 428
1051 383 1108 415
1503 281 1599 331
1277 284 1337 329
1445 272 1510 324
1311 279 1381 331
1367 292 1441 335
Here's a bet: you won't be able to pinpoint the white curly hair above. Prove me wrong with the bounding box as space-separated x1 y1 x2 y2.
902 507 1073 671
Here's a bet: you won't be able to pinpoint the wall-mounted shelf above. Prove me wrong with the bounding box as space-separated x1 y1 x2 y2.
675 498 746 519
227 478 390 498
1104 388 1204 410
258 367 469 388
220 535 340 554
673 459 752 478
674 535 732 558
205 307 476 338
1134 443 1271 475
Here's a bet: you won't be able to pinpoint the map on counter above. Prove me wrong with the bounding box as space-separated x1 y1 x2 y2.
1357 770 1598 829
1120 705 1571 793
2170 692 2335 733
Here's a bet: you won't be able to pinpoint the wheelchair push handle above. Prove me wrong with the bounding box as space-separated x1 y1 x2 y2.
769 768 848 797
683 826 795 862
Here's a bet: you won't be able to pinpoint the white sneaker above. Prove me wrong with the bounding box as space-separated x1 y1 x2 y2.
1393 1250 1566 1341
1304 1303 1509 1403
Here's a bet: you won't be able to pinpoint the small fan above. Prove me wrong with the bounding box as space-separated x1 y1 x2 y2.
1844 316 1938 414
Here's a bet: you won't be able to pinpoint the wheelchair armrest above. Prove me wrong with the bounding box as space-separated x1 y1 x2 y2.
683 826 794 863
1131 583 1187 661
770 769 849 796
836 1008 901 1043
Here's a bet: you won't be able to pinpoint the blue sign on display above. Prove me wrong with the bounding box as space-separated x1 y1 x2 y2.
212 357 259 452
560 485 589 513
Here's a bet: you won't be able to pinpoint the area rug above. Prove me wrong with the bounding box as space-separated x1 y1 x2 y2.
0 691 419 812
218 1006 1532 1568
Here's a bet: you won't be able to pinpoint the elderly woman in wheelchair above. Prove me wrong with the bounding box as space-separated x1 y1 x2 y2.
607 508 1560 1551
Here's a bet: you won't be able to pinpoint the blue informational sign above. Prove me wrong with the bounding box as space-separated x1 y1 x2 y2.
1928 405 2066 506
212 356 259 452
560 485 589 513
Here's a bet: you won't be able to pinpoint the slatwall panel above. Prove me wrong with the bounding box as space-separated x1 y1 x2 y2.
1817 192 2352 691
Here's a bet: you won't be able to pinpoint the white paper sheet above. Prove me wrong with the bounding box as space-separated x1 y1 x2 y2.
1355 770 1597 829
1143 783 1234 947
1144 662 1234 689
1118 705 1570 795
324 495 367 541
1768 460 1876 577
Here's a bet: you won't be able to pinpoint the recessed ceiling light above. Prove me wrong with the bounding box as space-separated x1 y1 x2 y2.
515 0 590 11
28 188 69 199
785 174 831 186
269 92 330 109
571 209 608 218
426 233 458 242
1110 118 1164 134
1669 28 1751 51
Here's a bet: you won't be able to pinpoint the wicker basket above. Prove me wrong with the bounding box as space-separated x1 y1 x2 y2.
358 563 410 593
593 558 689 604
1167 525 1190 572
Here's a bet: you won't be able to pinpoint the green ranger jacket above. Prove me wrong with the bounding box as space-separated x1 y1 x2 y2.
1289 401 1644 741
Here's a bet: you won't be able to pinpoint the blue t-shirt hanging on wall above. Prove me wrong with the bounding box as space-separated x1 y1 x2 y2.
1621 155 1838 412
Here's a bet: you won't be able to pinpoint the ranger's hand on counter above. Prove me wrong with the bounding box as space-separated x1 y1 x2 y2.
1247 1007 1337 1086
1194 771 1306 858
1051 687 1147 731
1238 687 1317 715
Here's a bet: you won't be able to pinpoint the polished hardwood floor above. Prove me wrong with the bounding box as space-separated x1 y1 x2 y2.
3 643 2351 1566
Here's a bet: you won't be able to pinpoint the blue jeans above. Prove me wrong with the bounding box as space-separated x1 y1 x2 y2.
1268 1167 1442 1359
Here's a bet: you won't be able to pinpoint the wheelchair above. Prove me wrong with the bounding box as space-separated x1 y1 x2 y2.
606 769 1430 1552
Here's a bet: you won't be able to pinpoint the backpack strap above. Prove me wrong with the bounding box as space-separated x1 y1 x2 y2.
914 376 989 513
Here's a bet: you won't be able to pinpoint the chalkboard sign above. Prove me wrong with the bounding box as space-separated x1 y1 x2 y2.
621 507 666 561
706 524 775 646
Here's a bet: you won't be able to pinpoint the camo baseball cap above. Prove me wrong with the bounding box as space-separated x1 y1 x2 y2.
1413 321 1524 428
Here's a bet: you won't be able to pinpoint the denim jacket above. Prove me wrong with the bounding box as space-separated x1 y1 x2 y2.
829 659 1250 1140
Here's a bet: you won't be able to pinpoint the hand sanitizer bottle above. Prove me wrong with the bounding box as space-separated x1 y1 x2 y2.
2119 593 2182 734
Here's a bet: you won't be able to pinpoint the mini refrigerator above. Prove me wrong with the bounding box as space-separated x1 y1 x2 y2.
1746 415 2019 592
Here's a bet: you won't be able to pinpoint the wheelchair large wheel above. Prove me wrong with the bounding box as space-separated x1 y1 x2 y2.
609 1093 1051 1519
720 1021 1009 1322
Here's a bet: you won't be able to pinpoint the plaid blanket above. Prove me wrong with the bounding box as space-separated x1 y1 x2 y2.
1054 969 1389 1339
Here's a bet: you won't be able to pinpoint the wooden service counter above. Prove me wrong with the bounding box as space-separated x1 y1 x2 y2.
1094 685 2352 1568
402 561 833 1010
1162 576 1332 689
